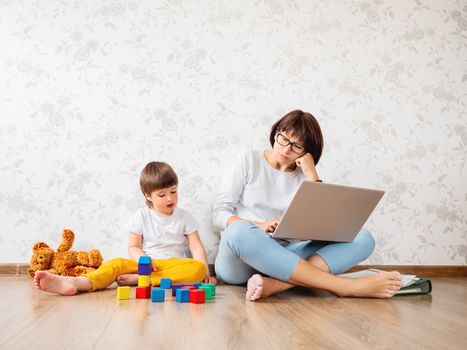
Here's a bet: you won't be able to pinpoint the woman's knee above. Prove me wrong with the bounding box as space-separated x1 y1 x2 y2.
222 220 251 239
221 221 257 251
355 229 376 258
214 261 251 285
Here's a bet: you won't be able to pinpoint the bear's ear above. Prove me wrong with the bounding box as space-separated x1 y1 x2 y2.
33 242 50 251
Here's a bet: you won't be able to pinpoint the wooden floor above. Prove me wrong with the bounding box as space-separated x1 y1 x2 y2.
1 276 467 349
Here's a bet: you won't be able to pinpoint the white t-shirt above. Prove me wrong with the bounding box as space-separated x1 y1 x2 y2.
212 149 305 231
127 207 198 259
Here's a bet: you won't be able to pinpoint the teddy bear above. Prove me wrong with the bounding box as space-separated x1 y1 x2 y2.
28 229 103 277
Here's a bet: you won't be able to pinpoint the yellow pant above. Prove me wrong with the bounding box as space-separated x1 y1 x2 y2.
83 257 206 291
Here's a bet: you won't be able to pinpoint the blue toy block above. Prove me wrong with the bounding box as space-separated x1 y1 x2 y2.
160 277 171 289
194 282 202 288
138 263 151 275
151 287 165 302
176 288 190 303
138 256 152 275
138 256 151 265
171 284 185 296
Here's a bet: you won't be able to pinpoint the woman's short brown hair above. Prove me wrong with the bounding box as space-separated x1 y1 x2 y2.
140 161 178 207
269 110 324 165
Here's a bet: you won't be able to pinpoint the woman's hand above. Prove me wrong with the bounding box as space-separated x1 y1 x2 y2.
295 153 319 181
253 219 279 234
204 275 218 284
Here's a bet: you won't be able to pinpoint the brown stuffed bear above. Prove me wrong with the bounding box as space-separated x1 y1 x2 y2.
28 229 103 277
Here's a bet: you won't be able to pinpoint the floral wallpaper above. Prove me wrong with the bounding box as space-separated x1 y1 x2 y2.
0 0 465 264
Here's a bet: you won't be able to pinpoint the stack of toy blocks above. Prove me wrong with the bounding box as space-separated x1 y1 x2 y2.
171 283 216 304
116 259 217 304
136 256 152 299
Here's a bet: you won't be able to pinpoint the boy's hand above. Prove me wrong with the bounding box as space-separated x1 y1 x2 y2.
152 261 157 272
204 275 217 285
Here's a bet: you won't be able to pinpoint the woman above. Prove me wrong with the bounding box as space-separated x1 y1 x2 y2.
213 110 402 300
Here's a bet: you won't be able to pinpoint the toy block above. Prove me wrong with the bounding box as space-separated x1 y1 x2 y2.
138 255 151 265
189 289 205 304
138 275 151 287
160 277 171 289
117 286 131 300
171 283 201 296
136 286 151 299
199 285 213 300
138 263 151 275
171 284 185 296
151 287 165 302
201 283 216 296
138 256 152 275
181 285 196 291
176 288 190 303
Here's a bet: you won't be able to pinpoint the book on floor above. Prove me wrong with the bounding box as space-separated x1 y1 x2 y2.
338 269 432 295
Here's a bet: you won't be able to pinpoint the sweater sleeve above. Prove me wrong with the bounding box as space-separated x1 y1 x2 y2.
212 150 251 230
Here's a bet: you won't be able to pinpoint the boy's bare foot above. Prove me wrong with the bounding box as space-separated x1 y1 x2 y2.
34 271 92 296
246 274 294 301
338 271 403 298
116 274 138 286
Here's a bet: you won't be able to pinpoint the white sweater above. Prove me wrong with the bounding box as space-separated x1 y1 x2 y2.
212 150 305 231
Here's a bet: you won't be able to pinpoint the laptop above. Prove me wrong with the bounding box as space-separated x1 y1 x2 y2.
271 180 384 242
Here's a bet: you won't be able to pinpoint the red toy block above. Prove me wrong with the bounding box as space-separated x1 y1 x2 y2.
136 286 151 299
189 289 205 304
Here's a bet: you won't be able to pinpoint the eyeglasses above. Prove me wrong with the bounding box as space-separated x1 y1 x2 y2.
275 133 305 154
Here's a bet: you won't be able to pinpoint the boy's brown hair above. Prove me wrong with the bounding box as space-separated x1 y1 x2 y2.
269 109 324 165
140 161 178 207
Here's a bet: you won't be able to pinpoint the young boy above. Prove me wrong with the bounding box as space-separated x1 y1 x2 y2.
34 161 216 296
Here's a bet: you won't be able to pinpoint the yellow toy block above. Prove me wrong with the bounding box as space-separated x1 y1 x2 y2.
117 286 130 300
138 275 151 287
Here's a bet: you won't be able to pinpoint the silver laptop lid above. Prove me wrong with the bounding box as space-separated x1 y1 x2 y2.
272 181 384 242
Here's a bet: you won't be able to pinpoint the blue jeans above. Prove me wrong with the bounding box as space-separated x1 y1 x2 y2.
214 220 375 284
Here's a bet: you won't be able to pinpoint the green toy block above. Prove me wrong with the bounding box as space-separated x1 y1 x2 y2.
200 283 216 296
199 285 213 300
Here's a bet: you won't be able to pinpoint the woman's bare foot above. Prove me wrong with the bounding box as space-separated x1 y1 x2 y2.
338 271 404 298
116 274 138 286
34 271 92 296
246 274 263 301
246 274 294 301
